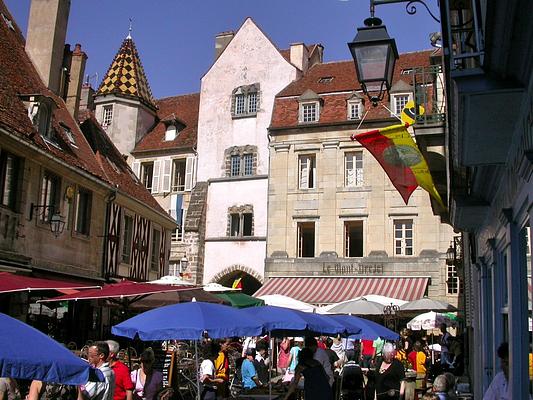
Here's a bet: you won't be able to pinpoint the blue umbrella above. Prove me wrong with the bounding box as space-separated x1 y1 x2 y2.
0 313 102 385
332 314 398 340
240 305 348 336
112 301 264 340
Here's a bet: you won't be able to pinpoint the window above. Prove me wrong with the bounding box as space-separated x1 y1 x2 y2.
230 154 254 177
172 159 186 192
0 151 20 211
345 221 363 257
318 76 334 84
391 93 411 116
300 102 318 123
151 229 161 271
231 84 260 118
141 162 154 191
122 215 133 264
345 152 363 187
298 222 315 258
447 264 459 294
229 212 253 237
226 148 256 178
102 105 113 127
299 155 316 189
38 103 52 139
347 100 363 120
75 188 92 235
39 171 61 222
165 124 178 141
394 219 413 256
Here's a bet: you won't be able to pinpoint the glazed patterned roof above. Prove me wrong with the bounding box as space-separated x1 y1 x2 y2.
97 37 157 110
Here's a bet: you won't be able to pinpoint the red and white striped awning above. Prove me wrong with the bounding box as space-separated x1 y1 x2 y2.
254 276 429 304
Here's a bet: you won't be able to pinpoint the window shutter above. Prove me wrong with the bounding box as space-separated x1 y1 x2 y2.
169 194 177 220
185 156 195 191
152 160 161 193
162 158 172 192
311 157 316 188
299 157 308 189
132 161 141 179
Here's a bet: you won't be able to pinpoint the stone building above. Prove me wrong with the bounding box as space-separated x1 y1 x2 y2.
92 35 199 283
257 50 457 306
195 18 322 291
0 0 175 338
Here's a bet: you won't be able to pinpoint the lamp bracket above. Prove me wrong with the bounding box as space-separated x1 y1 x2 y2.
371 0 440 23
28 203 54 221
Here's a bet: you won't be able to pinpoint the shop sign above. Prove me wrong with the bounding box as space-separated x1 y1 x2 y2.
322 262 384 275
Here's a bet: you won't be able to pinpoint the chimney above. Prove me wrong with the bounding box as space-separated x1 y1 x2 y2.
65 43 87 120
25 0 71 94
290 43 309 73
308 44 324 69
79 83 95 111
215 31 234 60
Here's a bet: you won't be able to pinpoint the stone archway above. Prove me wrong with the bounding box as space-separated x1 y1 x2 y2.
211 265 263 296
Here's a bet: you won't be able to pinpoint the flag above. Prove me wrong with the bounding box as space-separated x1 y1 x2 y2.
351 123 445 208
232 277 242 290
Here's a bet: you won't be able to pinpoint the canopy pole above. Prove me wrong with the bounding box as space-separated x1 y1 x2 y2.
269 333 272 399
195 340 200 400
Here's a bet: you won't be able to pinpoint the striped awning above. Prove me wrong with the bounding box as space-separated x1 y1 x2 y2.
254 276 429 304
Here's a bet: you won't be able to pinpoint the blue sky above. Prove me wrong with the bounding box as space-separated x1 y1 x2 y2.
5 0 440 99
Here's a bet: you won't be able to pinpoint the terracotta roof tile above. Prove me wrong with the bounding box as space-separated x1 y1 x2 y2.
133 93 200 154
0 0 169 220
271 50 435 129
78 113 167 214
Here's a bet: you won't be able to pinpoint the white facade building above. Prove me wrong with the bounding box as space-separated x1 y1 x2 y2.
196 18 320 290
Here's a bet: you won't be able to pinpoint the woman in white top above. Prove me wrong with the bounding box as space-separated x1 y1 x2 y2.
199 342 224 400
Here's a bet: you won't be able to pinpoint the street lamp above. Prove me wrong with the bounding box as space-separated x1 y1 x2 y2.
348 6 398 106
446 242 456 266
50 213 65 237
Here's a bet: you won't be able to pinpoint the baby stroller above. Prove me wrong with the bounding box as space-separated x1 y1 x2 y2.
229 356 245 398
339 362 365 400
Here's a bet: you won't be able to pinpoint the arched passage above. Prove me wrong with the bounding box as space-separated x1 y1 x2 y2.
211 265 263 296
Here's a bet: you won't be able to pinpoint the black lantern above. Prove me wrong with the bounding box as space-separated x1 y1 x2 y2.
50 213 65 237
446 242 456 266
348 16 399 106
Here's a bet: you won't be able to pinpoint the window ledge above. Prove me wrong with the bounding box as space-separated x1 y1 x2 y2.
72 231 91 241
338 186 371 193
205 236 266 242
231 113 258 120
209 174 268 183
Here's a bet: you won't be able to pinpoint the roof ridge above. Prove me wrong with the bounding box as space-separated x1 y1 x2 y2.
156 92 200 101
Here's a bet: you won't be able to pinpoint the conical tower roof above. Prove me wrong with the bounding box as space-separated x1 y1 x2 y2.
97 37 157 111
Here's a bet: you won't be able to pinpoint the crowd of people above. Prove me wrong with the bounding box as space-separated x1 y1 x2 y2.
0 340 163 400
0 325 468 400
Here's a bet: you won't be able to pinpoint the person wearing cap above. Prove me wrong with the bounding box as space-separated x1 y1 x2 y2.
288 338 304 373
241 348 263 392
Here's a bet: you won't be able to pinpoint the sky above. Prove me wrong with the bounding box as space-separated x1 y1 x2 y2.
5 0 440 99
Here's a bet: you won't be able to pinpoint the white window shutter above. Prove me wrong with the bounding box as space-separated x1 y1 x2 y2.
152 160 161 193
299 157 308 188
311 157 316 188
185 156 194 191
169 194 177 220
132 161 141 179
162 158 172 192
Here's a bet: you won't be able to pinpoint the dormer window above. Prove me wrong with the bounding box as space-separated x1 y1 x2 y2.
346 92 365 121
165 124 177 141
231 83 260 118
60 123 76 146
298 89 321 124
21 94 56 141
347 100 363 120
389 81 414 117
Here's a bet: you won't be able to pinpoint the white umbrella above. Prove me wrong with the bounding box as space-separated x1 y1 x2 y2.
257 294 316 312
317 295 407 314
150 275 195 286
203 282 239 292
327 297 385 315
406 311 457 330
400 297 457 312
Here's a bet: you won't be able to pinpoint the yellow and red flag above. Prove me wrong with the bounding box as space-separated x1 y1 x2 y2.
232 277 242 290
351 123 445 208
